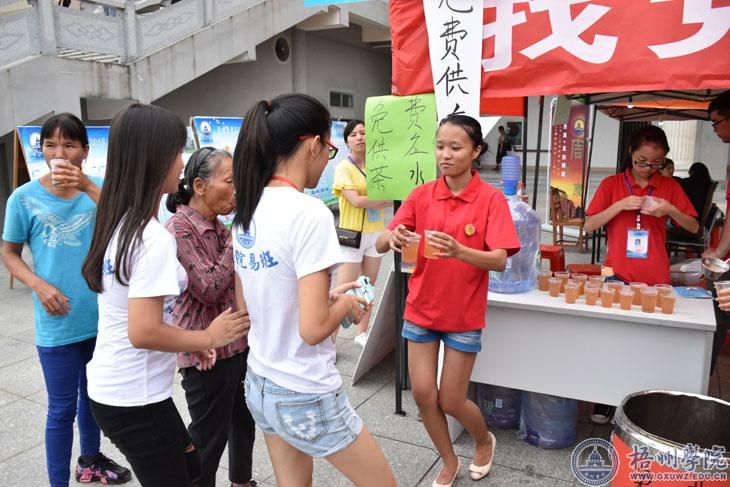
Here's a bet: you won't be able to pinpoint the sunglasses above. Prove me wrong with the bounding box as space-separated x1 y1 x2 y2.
299 135 338 160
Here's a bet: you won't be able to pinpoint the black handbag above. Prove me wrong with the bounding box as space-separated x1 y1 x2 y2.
336 207 366 248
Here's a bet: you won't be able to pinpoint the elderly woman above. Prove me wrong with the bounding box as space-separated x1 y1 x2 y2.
165 147 256 487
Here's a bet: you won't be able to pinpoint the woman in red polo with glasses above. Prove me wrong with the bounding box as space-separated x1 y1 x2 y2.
584 125 697 425
376 115 520 487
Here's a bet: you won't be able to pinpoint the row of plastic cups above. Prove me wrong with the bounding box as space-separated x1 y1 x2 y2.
541 275 676 314
539 271 603 295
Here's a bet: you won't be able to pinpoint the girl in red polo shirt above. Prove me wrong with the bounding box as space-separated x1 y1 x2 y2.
376 115 520 487
585 125 698 286
584 125 697 425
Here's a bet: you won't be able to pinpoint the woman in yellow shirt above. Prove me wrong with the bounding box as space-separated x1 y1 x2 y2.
333 120 391 346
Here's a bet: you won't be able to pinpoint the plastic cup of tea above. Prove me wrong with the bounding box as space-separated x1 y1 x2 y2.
50 159 67 186
629 282 647 306
660 291 676 314
589 275 605 285
548 277 561 297
584 283 600 306
537 271 552 291
607 281 623 304
554 272 570 293
564 282 580 304
424 230 440 260
654 284 673 309
600 286 615 308
572 273 588 295
640 287 658 313
619 286 634 310
400 234 421 273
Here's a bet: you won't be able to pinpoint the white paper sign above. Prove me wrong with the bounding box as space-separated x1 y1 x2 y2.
423 0 483 121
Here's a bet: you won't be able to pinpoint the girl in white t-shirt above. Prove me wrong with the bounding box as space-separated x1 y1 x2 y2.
81 104 248 487
231 94 395 487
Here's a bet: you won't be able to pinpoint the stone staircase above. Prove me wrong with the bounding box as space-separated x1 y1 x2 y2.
0 0 389 134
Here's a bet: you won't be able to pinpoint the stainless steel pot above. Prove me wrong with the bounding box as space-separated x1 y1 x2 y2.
701 257 730 280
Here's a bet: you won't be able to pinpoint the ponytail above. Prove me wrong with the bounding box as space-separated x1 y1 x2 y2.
233 100 274 232
233 94 331 232
165 180 192 213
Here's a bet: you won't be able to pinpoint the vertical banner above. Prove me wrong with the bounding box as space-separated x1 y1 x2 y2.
423 0 482 121
84 127 110 178
548 100 589 219
190 116 243 153
304 121 348 206
365 93 438 201
16 126 48 180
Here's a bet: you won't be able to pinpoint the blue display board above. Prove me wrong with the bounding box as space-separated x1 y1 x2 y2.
16 125 109 181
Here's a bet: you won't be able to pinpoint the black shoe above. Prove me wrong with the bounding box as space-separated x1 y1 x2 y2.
76 453 132 484
591 404 615 425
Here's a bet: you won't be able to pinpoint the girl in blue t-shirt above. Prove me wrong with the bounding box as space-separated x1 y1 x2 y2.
2 113 131 486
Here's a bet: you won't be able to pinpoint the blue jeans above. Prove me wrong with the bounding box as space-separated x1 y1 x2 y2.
244 369 363 458
401 320 483 353
37 337 100 487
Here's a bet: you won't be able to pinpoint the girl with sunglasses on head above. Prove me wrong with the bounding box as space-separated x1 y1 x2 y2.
232 94 395 487
376 115 521 487
165 147 256 487
584 125 697 425
82 104 249 487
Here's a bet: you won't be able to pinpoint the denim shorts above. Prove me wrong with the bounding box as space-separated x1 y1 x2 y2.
243 369 363 458
401 320 483 353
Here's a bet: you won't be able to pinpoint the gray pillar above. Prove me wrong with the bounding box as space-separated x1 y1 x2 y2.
36 0 57 55
123 0 138 62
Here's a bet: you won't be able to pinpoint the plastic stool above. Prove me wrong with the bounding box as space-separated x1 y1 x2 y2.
540 245 566 272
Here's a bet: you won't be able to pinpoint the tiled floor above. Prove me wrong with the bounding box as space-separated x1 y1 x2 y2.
1 167 727 485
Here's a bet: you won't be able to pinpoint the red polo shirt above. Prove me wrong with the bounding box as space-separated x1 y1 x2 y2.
389 171 521 332
586 170 697 285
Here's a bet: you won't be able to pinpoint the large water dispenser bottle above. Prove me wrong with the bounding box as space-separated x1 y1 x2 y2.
489 158 541 293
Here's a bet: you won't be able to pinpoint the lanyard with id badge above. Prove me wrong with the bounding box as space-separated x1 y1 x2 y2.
624 172 651 259
348 157 381 223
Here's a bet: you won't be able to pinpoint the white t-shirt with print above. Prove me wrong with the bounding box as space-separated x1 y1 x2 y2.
233 187 343 394
87 219 188 406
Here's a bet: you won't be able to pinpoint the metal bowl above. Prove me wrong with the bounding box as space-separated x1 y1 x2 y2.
701 257 730 280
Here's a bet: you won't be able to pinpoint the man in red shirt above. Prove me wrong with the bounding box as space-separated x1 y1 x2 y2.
701 90 730 376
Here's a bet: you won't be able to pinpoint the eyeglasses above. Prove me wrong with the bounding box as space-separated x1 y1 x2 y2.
634 159 665 169
299 135 339 160
711 116 729 128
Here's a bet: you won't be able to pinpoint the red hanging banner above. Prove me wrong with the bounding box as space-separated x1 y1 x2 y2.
391 0 730 112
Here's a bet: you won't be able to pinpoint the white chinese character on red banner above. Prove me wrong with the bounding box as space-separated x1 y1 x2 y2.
648 0 730 59
520 0 617 64
482 0 528 72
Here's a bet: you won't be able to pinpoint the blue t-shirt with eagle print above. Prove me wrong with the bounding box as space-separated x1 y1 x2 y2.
3 177 103 346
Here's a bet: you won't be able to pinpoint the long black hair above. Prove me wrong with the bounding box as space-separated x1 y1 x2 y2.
438 114 488 157
82 104 187 292
165 147 230 213
232 94 330 232
620 125 670 172
40 113 89 148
